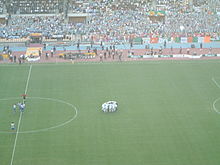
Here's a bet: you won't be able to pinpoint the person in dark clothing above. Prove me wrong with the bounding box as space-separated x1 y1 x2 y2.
104 51 107 59
113 45 116 51
43 43 46 50
164 40 167 48
130 42 133 48
18 57 21 64
119 51 122 61
200 43 203 49
108 50 111 58
179 47 182 54
46 53 49 59
13 55 16 63
53 46 56 53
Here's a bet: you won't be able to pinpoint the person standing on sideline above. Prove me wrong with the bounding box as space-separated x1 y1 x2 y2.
159 46 162 54
39 50 41 57
11 122 15 130
53 46 56 53
104 51 107 59
187 48 190 54
179 47 182 54
200 43 203 49
209 47 212 54
164 40 167 48
13 55 16 63
99 53 103 62
51 49 54 57
112 51 115 60
18 57 21 64
119 50 123 61
46 53 49 59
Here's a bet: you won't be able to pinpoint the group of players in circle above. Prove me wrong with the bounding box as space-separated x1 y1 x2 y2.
102 101 118 112
13 102 26 113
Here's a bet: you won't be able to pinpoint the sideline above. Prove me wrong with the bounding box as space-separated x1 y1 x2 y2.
1 59 220 67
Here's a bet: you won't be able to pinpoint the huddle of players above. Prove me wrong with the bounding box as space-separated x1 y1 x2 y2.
13 102 26 113
102 101 118 112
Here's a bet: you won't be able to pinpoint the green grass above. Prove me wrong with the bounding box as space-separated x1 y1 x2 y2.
1 60 220 165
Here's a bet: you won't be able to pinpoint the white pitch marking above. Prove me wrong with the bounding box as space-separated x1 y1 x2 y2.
0 97 78 134
212 77 220 89
10 65 32 165
1 59 220 67
211 77 220 114
18 96 78 134
24 65 32 95
212 98 220 114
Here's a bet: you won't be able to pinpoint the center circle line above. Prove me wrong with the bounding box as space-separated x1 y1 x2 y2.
0 96 78 134
212 97 220 114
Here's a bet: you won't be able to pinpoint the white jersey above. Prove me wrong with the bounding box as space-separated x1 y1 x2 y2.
11 123 15 129
102 101 118 112
22 103 25 108
102 103 108 112
109 104 114 112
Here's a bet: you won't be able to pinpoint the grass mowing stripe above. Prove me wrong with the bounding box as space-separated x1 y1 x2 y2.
10 65 32 165
1 61 220 165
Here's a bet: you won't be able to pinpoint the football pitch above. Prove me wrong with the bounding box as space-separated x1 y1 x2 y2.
1 60 220 165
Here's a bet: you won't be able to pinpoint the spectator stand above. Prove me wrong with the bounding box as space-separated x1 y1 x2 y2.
10 0 61 14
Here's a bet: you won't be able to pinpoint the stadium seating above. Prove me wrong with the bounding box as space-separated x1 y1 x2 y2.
0 0 219 44
10 0 60 14
0 0 5 14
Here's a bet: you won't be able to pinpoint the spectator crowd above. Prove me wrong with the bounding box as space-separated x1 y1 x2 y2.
0 0 5 14
0 0 220 42
7 0 60 14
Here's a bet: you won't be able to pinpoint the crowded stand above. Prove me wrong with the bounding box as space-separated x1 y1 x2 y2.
8 0 60 14
0 15 72 39
0 0 5 14
0 0 220 42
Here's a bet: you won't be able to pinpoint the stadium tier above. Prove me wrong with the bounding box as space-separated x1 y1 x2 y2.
0 0 219 42
9 0 61 14
0 0 5 14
